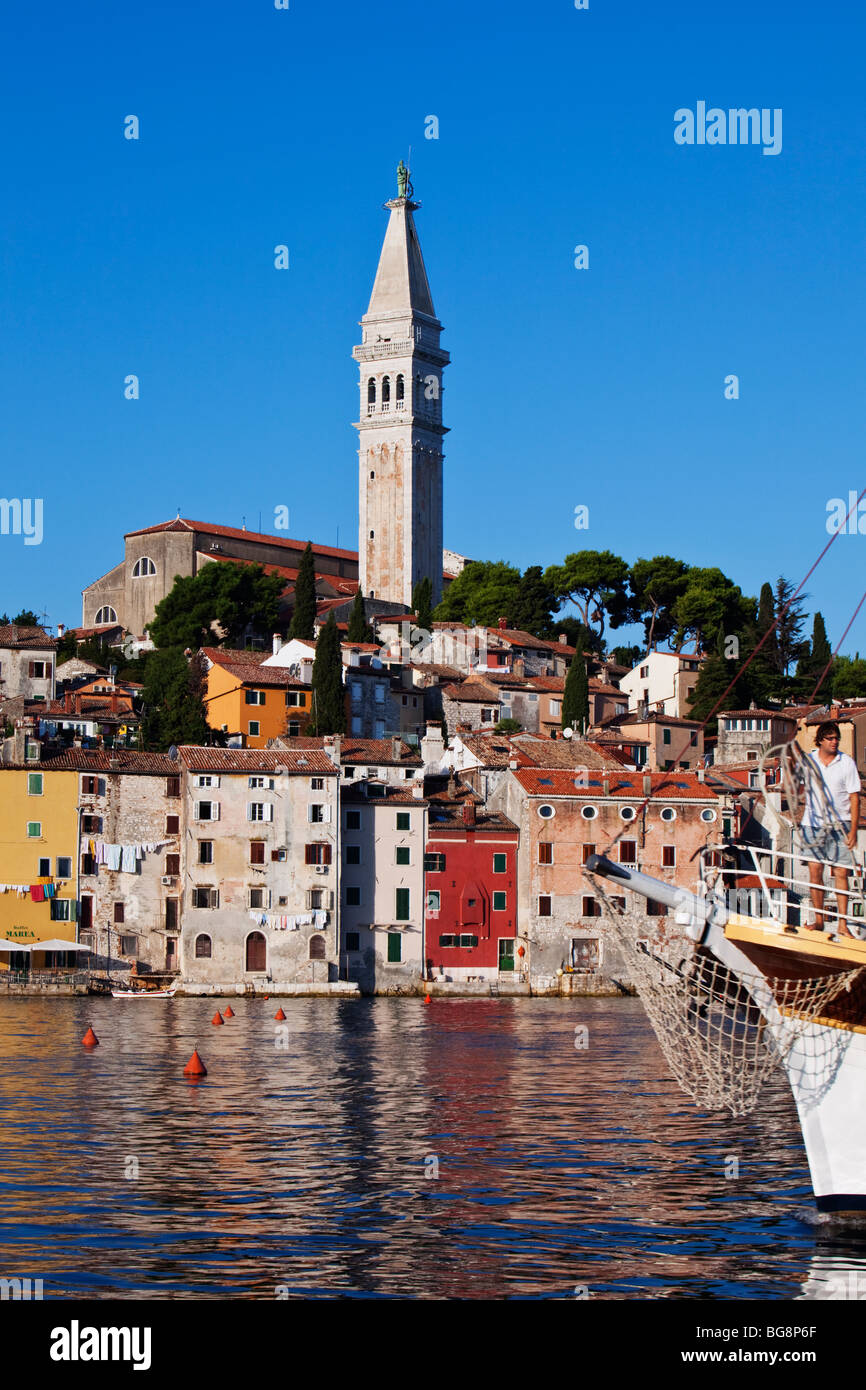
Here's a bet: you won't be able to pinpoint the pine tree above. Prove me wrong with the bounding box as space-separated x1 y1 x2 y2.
346 589 372 642
687 653 753 735
310 612 346 735
411 577 434 632
289 542 317 640
562 639 589 734
141 649 210 750
773 575 809 681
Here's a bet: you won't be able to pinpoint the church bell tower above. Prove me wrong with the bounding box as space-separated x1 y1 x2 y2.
353 163 448 609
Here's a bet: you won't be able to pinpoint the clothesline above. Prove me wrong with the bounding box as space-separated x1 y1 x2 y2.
87 839 167 873
249 910 329 932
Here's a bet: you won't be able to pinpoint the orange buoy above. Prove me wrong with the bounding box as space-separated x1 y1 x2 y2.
274 1006 286 1021
223 1005 234 1018
211 1011 224 1026
81 1026 99 1047
263 995 269 1000
424 994 432 1004
183 1049 207 1077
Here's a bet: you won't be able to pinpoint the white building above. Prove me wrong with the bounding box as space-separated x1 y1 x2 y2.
619 650 703 719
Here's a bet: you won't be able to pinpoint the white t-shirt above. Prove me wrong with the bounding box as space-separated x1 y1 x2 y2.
803 749 861 827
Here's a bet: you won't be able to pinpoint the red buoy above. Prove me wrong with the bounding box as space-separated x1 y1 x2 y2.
81 1026 99 1047
424 994 432 1004
183 1049 207 1077
223 1005 234 1018
211 1011 224 1026
274 1006 286 1021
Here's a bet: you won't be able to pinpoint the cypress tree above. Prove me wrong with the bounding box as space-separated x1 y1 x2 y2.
562 639 589 734
310 612 346 735
346 589 372 643
797 611 833 699
411 577 433 632
289 541 317 640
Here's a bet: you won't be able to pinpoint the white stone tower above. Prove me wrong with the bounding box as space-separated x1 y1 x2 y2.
353 163 448 609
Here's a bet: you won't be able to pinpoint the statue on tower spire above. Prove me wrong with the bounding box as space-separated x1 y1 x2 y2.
396 159 413 200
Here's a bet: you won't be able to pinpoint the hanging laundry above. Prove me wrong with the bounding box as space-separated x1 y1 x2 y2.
30 884 45 902
120 845 137 873
44 883 56 899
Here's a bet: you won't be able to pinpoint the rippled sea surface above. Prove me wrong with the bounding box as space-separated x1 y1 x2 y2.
1 995 866 1299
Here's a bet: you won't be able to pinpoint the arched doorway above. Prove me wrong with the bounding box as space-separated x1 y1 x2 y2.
246 931 266 972
309 934 326 961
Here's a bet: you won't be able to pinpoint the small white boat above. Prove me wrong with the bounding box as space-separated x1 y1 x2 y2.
111 984 178 998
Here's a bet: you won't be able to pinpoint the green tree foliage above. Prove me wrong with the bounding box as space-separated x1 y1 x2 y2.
508 565 556 636
562 640 590 733
309 612 345 735
832 656 866 701
544 550 630 643
434 561 525 629
610 644 642 668
627 556 691 649
687 653 755 735
149 562 284 650
141 650 210 750
346 589 373 643
796 611 833 700
671 568 754 653
2 609 43 626
545 616 600 654
772 576 809 679
289 542 317 640
411 577 434 632
495 717 522 734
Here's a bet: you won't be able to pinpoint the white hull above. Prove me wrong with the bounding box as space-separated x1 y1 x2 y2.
111 987 178 998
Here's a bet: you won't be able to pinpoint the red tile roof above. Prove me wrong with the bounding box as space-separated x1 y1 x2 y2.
178 747 337 775
127 517 359 561
512 768 719 799
34 750 178 774
0 625 57 650
272 736 420 764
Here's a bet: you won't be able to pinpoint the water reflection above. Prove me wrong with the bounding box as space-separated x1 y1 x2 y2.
0 996 858 1298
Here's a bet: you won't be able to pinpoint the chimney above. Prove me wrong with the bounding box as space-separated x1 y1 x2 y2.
272 633 282 656
323 733 342 766
462 799 476 826
420 721 445 773
513 657 525 678
602 776 610 796
57 623 66 639
697 767 705 783
498 617 508 630
412 782 424 799
559 632 567 645
64 691 72 713
391 735 402 762
110 691 118 713
642 773 652 796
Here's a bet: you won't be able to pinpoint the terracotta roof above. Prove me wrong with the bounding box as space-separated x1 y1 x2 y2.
31 750 177 773
0 625 57 650
178 747 337 774
200 553 358 595
126 517 358 561
201 646 267 665
589 678 625 696
441 679 500 703
512 769 719 800
409 662 463 680
453 732 522 768
340 784 427 804
509 735 628 770
69 624 125 641
272 736 420 765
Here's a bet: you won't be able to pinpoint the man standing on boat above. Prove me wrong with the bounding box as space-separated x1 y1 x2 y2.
800 721 861 937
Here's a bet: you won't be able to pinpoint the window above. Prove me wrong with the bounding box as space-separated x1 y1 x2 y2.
198 842 213 865
82 775 98 795
196 801 220 821
700 808 717 823
387 931 402 962
493 853 507 874
427 890 441 912
550 700 562 718
620 806 636 822
538 895 552 917
395 887 410 920
309 934 327 960
581 843 595 864
480 707 496 724
247 803 274 822
459 934 479 948
582 896 600 917
581 806 598 820
538 804 555 820
81 853 95 875
165 815 179 836
344 766 355 779
165 854 180 875
248 721 260 737
38 857 50 877
195 775 218 788
346 886 361 906
120 935 137 956
165 776 180 798
660 807 677 822
249 888 268 909
351 682 362 702
94 607 117 625
374 684 385 704
619 841 637 865
396 812 410 830
439 934 457 947
27 773 43 796
288 721 301 737
367 377 376 406
56 857 71 878
132 557 156 577
165 899 178 930
248 776 275 790
244 690 265 705
640 665 649 678
250 841 266 865
50 899 73 921
309 804 330 823
351 716 362 735
347 811 361 830
346 931 361 952
192 887 218 908
113 902 125 924
396 846 410 866
81 814 100 835
195 934 212 958
286 691 301 706
647 900 668 917
345 845 361 865
493 891 506 911
307 889 324 910
312 777 324 790
26 822 41 838
305 843 332 865
663 728 671 745
424 852 446 872
662 845 676 867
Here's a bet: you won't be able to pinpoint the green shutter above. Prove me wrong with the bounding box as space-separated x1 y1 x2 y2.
493 853 506 874
493 891 506 911
27 773 42 795
396 846 410 865
387 931 402 962
396 812 410 830
395 888 410 920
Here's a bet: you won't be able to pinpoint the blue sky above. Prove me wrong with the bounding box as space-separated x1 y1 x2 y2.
2 0 865 655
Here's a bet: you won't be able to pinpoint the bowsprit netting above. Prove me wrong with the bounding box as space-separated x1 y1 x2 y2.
595 889 863 1116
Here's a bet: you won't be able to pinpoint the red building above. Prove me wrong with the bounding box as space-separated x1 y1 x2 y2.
424 777 520 983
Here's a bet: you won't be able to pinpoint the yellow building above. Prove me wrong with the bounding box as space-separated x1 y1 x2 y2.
202 648 312 748
0 762 79 968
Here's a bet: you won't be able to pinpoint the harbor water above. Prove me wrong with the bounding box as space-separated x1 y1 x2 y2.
1 995 864 1299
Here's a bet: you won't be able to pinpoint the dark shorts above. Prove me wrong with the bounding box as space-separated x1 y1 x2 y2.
800 823 855 869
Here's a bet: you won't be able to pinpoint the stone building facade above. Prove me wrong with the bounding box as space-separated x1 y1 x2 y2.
0 625 57 704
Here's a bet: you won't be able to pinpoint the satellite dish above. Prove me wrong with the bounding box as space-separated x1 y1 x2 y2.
288 663 300 678
168 745 179 760
563 728 574 740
